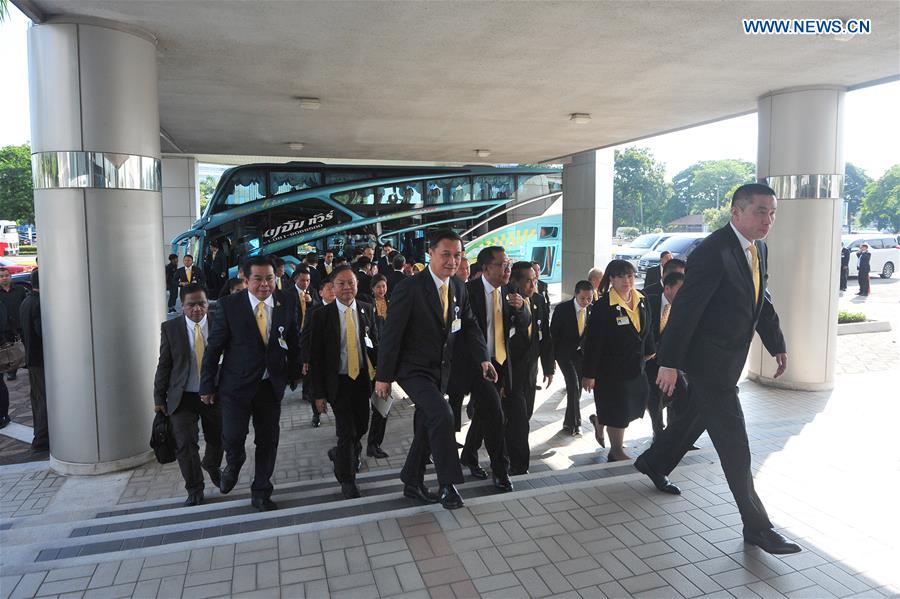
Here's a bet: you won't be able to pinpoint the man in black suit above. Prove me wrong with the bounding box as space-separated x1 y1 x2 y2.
166 253 179 313
309 265 379 499
154 283 223 506
375 229 497 510
642 258 685 299
19 270 48 452
174 254 205 290
285 266 320 331
856 244 871 296
301 280 333 428
531 261 552 309
506 262 554 474
272 258 292 292
643 251 672 290
377 243 394 275
644 271 687 439
551 280 593 435
459 246 530 490
636 183 800 555
385 254 407 299
839 245 850 291
355 257 375 302
204 243 228 300
317 249 336 285
201 256 301 511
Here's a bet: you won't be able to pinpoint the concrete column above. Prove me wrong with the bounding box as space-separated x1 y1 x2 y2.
162 156 199 257
749 86 846 391
28 22 164 473
561 149 614 300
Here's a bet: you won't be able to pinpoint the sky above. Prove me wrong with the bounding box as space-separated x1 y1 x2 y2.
2 5 897 182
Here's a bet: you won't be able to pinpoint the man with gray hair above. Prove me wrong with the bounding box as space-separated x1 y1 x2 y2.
587 267 604 302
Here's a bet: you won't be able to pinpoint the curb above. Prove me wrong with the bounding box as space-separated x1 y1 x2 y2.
837 320 892 335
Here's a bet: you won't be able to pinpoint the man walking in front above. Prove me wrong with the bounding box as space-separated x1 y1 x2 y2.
635 183 801 555
375 229 495 510
201 256 301 511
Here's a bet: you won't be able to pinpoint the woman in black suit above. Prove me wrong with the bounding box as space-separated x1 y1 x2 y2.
371 274 389 333
367 274 390 458
581 259 655 461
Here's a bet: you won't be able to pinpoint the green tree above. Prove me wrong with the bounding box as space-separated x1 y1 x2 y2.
668 159 755 222
702 205 732 231
0 144 34 223
614 147 671 233
860 164 900 232
199 175 218 211
0 0 9 22
843 162 872 229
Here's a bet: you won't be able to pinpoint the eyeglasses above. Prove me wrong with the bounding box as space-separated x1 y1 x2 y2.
488 261 512 270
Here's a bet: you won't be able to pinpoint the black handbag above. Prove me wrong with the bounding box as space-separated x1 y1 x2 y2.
149 412 177 464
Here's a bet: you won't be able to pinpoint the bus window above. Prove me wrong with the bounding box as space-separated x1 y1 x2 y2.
516 174 550 200
539 226 559 239
332 188 375 205
548 173 562 193
377 182 422 205
324 171 374 185
425 177 471 205
473 176 513 201
223 169 266 206
269 171 321 195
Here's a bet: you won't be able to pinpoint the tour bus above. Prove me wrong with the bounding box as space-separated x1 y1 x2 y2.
0 220 20 256
172 162 562 279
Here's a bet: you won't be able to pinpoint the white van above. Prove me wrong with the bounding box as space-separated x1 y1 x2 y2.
0 221 20 256
842 234 899 279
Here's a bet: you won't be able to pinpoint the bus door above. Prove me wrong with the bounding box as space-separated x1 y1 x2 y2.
531 245 556 278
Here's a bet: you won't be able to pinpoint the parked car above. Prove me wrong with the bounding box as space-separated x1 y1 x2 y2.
638 233 708 274
842 234 899 278
0 257 36 275
615 233 674 271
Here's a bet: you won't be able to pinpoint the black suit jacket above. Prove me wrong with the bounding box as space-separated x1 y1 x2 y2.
284 284 321 329
200 289 301 400
550 299 590 363
154 315 211 414
377 270 488 393
465 278 531 386
656 225 785 388
644 265 662 289
165 262 178 290
204 251 228 289
386 269 407 299
582 292 655 381
19 291 42 368
316 262 334 286
536 279 551 309
308 300 378 406
645 292 688 400
174 266 205 288
856 251 871 273
510 294 554 378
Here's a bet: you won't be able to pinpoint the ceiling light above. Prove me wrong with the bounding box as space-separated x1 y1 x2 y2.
569 113 592 124
475 149 491 158
296 97 321 110
287 142 305 151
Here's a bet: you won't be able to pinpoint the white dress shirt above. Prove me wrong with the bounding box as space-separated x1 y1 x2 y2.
729 221 754 269
184 314 208 393
248 292 275 379
336 299 361 375
574 299 588 333
481 277 499 359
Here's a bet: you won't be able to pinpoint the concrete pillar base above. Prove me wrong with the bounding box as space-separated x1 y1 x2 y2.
50 451 156 476
747 373 834 392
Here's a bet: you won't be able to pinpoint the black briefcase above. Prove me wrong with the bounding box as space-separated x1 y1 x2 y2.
149 412 177 464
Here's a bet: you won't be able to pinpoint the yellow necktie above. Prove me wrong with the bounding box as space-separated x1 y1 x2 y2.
748 243 761 304
255 302 268 345
193 323 204 374
577 307 585 336
660 303 671 332
345 309 360 380
276 278 282 290
300 294 307 327
439 284 449 324
325 264 332 275
527 300 533 339
186 268 192 283
593 289 599 302
493 289 506 365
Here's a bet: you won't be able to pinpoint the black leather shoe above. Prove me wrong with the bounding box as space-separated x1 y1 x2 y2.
312 413 320 428
573 425 581 436
183 491 204 507
461 460 488 480
341 482 361 499
493 474 513 492
634 456 681 495
204 466 222 489
367 445 389 458
439 484 464 510
251 497 278 512
219 465 240 494
744 529 801 554
327 447 336 462
0 415 11 429
403 483 439 504
562 425 574 435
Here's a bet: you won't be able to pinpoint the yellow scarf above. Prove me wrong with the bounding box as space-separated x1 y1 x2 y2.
608 288 643 333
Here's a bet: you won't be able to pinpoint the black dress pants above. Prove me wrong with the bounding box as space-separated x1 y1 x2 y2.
331 375 371 483
28 367 48 449
170 392 223 494
167 286 178 310
399 376 464 486
639 377 773 533
505 360 536 473
839 266 848 291
448 393 464 432
221 380 281 500
460 362 509 476
557 356 583 429
368 407 387 448
523 360 539 420
858 269 870 295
